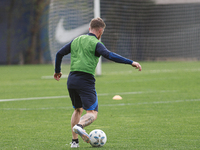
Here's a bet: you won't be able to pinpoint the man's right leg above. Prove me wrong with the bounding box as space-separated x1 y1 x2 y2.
72 110 98 143
78 110 98 128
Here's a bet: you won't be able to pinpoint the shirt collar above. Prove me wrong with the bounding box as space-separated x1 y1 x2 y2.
87 33 98 39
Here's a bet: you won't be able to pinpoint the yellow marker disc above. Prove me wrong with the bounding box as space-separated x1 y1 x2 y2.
112 95 122 100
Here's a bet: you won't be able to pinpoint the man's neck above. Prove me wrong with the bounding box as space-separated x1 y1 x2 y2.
89 31 99 39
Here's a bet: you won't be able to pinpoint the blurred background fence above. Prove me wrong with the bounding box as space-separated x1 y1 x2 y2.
0 0 200 65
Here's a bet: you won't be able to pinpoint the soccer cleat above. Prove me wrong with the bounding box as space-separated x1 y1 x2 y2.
70 141 79 148
73 125 91 143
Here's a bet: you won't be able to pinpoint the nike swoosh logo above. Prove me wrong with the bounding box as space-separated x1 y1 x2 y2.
55 17 89 44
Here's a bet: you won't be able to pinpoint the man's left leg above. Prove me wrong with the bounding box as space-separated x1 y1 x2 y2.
70 108 83 148
71 108 83 139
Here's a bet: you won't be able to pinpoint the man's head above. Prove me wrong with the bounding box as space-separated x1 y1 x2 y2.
89 17 106 40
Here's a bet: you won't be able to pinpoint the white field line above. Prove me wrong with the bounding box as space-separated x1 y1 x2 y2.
1 98 200 111
0 96 69 102
0 90 176 102
100 99 200 107
103 68 200 75
41 75 68 79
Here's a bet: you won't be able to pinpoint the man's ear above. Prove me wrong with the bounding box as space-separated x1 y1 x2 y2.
98 28 103 33
98 28 104 37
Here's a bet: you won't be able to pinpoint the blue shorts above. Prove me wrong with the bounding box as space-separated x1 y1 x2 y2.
68 88 98 111
67 71 98 111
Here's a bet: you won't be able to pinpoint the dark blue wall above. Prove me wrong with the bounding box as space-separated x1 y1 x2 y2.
0 0 50 64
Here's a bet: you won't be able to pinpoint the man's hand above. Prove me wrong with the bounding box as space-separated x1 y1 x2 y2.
132 62 142 71
54 72 62 81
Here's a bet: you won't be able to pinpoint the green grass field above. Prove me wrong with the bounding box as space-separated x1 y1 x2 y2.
0 61 200 150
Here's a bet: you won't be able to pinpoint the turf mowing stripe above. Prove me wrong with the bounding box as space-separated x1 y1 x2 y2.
0 90 176 102
1 99 200 111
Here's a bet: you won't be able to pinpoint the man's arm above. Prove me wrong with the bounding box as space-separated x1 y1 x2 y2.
54 41 72 81
95 43 142 71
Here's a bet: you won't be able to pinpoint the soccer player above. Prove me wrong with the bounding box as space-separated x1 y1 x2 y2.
54 17 142 148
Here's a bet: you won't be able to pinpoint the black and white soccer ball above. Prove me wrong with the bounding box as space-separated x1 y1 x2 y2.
89 129 107 147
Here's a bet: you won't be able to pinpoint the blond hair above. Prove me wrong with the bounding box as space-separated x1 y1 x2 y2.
90 17 106 30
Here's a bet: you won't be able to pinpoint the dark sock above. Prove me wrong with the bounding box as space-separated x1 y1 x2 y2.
76 124 83 129
72 138 79 143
